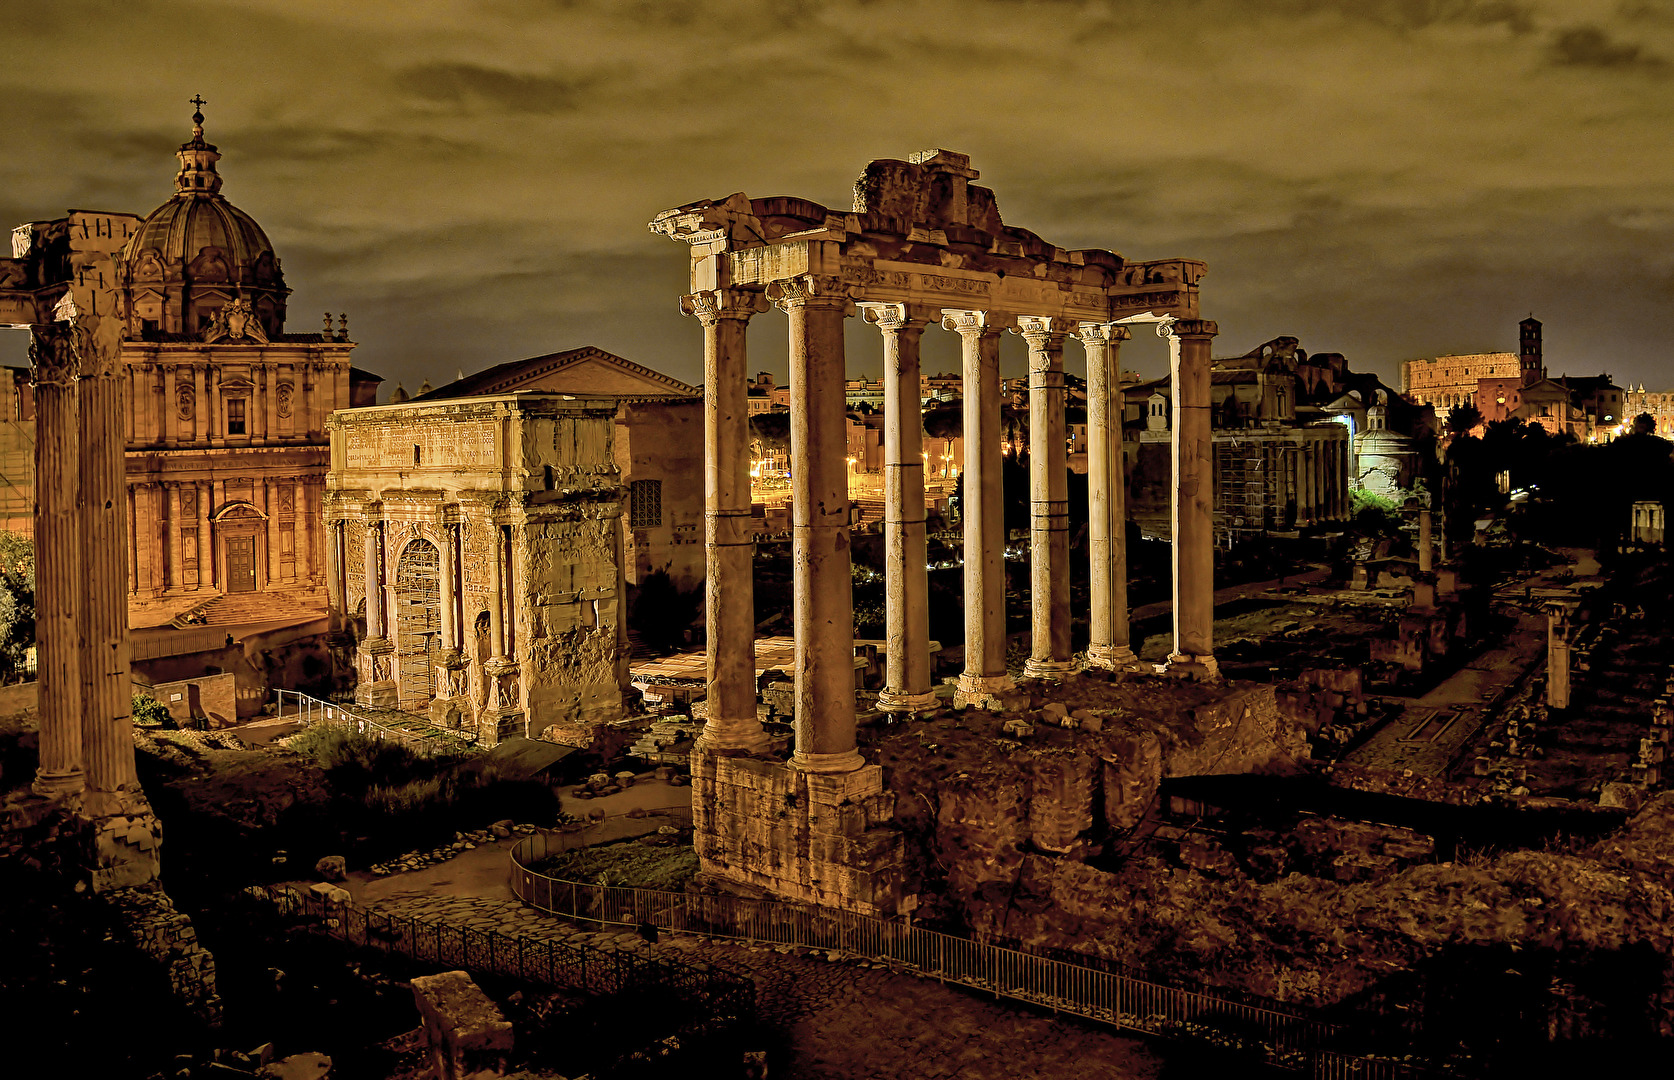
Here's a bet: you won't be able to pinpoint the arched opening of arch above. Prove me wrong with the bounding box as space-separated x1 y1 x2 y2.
395 538 440 710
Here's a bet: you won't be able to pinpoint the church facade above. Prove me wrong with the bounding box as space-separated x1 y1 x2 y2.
37 107 382 609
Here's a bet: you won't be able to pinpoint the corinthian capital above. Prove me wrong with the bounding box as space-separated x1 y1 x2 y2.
28 322 82 388
940 309 1009 336
679 288 769 325
1013 315 1073 347
857 302 937 332
765 275 851 313
1166 317 1218 339
1075 322 1132 347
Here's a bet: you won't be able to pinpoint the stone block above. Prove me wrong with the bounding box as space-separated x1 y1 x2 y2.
314 855 347 882
256 1052 333 1080
309 882 351 904
411 970 514 1080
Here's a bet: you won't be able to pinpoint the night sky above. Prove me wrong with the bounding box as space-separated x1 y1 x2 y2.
4 0 1671 394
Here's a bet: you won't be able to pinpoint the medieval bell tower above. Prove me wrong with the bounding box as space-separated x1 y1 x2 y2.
1520 315 1543 388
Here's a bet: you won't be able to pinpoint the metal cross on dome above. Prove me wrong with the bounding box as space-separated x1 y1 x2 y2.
190 94 207 111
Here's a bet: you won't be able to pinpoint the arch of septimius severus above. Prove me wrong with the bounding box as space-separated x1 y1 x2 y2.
653 150 1219 914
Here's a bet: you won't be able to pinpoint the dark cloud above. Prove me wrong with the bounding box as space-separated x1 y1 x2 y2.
395 63 602 114
1550 24 1667 67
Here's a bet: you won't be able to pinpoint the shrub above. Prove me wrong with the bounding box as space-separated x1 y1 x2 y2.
131 693 175 730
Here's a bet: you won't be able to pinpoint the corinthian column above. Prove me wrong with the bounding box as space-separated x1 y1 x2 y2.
769 275 861 773
1018 316 1074 679
364 516 385 640
1165 318 1220 680
27 325 84 797
78 318 136 792
944 309 1013 706
681 287 770 754
1080 323 1137 670
859 302 937 715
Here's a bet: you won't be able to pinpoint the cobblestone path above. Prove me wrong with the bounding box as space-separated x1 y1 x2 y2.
373 891 1166 1079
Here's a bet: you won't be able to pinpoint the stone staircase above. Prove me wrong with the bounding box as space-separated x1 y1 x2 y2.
194 588 327 627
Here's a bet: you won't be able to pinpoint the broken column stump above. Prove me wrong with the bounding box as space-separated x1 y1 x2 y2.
410 970 514 1080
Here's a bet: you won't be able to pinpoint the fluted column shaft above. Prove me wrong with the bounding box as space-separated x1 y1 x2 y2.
1081 323 1136 669
28 326 84 796
364 518 385 640
79 350 135 791
1167 319 1219 678
1418 508 1434 574
861 303 937 714
1020 317 1074 678
683 289 769 753
946 310 1012 703
773 277 861 773
167 483 184 590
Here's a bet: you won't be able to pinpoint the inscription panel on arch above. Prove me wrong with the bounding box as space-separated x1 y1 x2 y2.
346 419 498 469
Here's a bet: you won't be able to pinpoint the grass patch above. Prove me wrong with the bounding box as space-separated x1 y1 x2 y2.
531 841 700 890
285 727 559 861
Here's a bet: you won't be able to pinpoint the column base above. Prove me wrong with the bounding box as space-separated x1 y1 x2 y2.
1086 644 1144 672
1162 652 1220 682
790 747 866 774
954 672 1015 710
355 681 399 709
875 689 941 716
1022 658 1078 681
31 769 86 798
695 718 772 755
76 787 163 893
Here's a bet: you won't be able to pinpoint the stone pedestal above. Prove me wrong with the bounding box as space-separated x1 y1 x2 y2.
480 657 524 744
355 637 399 708
410 971 514 1080
689 747 913 917
429 651 470 730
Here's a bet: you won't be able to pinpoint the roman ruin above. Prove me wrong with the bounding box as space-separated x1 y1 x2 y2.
324 394 632 745
652 149 1224 912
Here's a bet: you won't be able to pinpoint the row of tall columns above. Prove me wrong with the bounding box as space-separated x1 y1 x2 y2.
29 303 139 801
1292 438 1350 526
1083 323 1138 669
678 284 1223 771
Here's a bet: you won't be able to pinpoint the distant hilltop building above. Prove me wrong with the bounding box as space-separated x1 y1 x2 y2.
1403 317 1626 441
1402 316 1545 411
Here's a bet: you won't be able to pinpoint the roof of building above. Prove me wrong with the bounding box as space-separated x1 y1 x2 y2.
414 346 698 402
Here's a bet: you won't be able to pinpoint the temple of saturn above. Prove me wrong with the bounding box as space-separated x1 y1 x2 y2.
652 149 1219 913
1 213 161 891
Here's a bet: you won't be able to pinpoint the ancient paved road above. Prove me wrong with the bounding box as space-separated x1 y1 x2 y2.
372 892 1168 1080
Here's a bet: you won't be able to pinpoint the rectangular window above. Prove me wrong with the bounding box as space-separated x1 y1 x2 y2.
630 478 662 528
227 399 246 435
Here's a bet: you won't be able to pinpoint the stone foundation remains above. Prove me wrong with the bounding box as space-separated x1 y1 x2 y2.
690 748 914 918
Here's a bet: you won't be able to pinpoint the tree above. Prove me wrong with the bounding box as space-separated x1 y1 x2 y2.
1634 412 1656 435
0 534 34 684
1445 403 1483 435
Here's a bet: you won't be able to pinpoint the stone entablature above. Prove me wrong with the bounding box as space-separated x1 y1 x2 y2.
325 395 630 744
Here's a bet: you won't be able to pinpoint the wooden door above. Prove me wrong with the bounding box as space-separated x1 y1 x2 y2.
226 537 256 593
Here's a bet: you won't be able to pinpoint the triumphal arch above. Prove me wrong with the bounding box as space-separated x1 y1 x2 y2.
324 395 632 745
653 149 1218 915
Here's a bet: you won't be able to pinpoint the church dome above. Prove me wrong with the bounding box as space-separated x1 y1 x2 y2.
120 102 288 340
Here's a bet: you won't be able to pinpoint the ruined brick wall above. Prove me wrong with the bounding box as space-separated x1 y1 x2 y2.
106 886 222 1027
690 749 913 918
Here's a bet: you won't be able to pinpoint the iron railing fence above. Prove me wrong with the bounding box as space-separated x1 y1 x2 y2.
272 688 476 755
510 830 1439 1079
242 883 755 1041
